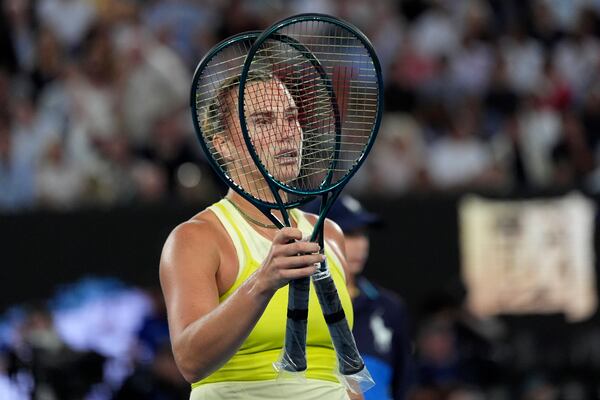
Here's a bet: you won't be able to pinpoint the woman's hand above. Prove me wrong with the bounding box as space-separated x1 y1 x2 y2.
254 227 324 295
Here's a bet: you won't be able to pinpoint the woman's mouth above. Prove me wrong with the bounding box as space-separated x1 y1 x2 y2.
275 149 298 163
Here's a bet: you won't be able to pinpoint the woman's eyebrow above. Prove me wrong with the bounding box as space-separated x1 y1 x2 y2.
249 111 274 119
249 107 298 118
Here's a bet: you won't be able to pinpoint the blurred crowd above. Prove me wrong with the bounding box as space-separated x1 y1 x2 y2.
0 279 189 399
3 0 600 212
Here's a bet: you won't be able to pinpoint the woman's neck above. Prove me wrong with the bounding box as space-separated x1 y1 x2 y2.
225 190 291 229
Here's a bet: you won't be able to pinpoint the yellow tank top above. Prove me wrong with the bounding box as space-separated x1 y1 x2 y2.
192 199 353 388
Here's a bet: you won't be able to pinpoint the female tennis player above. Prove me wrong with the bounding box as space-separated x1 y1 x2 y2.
159 76 358 399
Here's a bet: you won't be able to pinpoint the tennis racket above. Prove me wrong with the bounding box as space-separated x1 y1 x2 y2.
190 31 314 229
238 14 383 389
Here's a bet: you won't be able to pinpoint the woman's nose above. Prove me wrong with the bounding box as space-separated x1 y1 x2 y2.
278 117 300 139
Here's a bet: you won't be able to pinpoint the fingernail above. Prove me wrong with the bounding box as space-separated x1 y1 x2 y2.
321 254 326 261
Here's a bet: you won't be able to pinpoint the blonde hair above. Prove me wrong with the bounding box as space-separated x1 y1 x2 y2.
201 70 275 142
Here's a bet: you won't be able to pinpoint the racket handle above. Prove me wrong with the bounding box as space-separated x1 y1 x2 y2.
313 270 365 375
281 276 310 372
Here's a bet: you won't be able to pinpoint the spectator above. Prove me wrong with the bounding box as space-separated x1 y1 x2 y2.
552 17 600 99
62 22 122 194
137 108 222 201
383 41 424 113
30 27 65 102
529 0 563 50
448 34 493 96
516 94 562 188
116 21 190 147
112 342 188 400
10 89 56 170
7 304 106 399
483 54 519 135
2 0 37 74
410 2 460 59
0 115 35 212
414 318 464 390
37 0 97 50
448 7 494 96
365 113 428 195
426 103 499 190
551 110 595 187
142 0 219 68
491 112 531 189
536 57 572 112
136 288 170 363
411 292 506 399
35 137 87 210
500 22 544 94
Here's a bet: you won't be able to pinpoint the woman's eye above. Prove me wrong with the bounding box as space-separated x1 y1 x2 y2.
255 118 270 125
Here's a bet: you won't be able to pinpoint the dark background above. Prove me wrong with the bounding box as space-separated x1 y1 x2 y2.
3 193 598 328
0 195 460 313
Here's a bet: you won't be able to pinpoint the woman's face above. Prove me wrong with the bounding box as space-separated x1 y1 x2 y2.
217 79 303 187
244 79 303 183
344 232 370 276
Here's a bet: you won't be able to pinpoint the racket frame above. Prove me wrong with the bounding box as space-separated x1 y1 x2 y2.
238 13 384 200
190 31 315 228
238 13 384 243
237 14 383 381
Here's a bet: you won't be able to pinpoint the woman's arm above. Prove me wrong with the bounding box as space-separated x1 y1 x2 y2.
160 221 324 383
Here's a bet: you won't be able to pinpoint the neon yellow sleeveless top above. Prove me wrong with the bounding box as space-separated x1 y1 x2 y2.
192 199 353 388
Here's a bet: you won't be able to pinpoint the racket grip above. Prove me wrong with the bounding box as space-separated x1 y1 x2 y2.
312 271 365 375
281 276 311 372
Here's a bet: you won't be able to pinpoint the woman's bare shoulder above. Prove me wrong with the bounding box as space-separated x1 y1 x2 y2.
160 208 226 274
300 210 345 252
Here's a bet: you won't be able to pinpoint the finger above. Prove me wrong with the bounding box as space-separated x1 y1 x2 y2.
273 227 303 244
278 254 325 269
280 264 320 280
278 241 320 256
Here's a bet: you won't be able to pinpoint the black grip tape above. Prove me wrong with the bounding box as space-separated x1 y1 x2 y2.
287 308 309 321
324 309 346 324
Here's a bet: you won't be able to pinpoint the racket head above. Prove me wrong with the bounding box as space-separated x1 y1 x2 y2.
190 31 313 210
238 13 384 197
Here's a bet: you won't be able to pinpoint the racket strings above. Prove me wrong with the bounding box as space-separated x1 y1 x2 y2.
250 47 378 94
242 21 379 193
194 39 292 205
246 43 336 186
